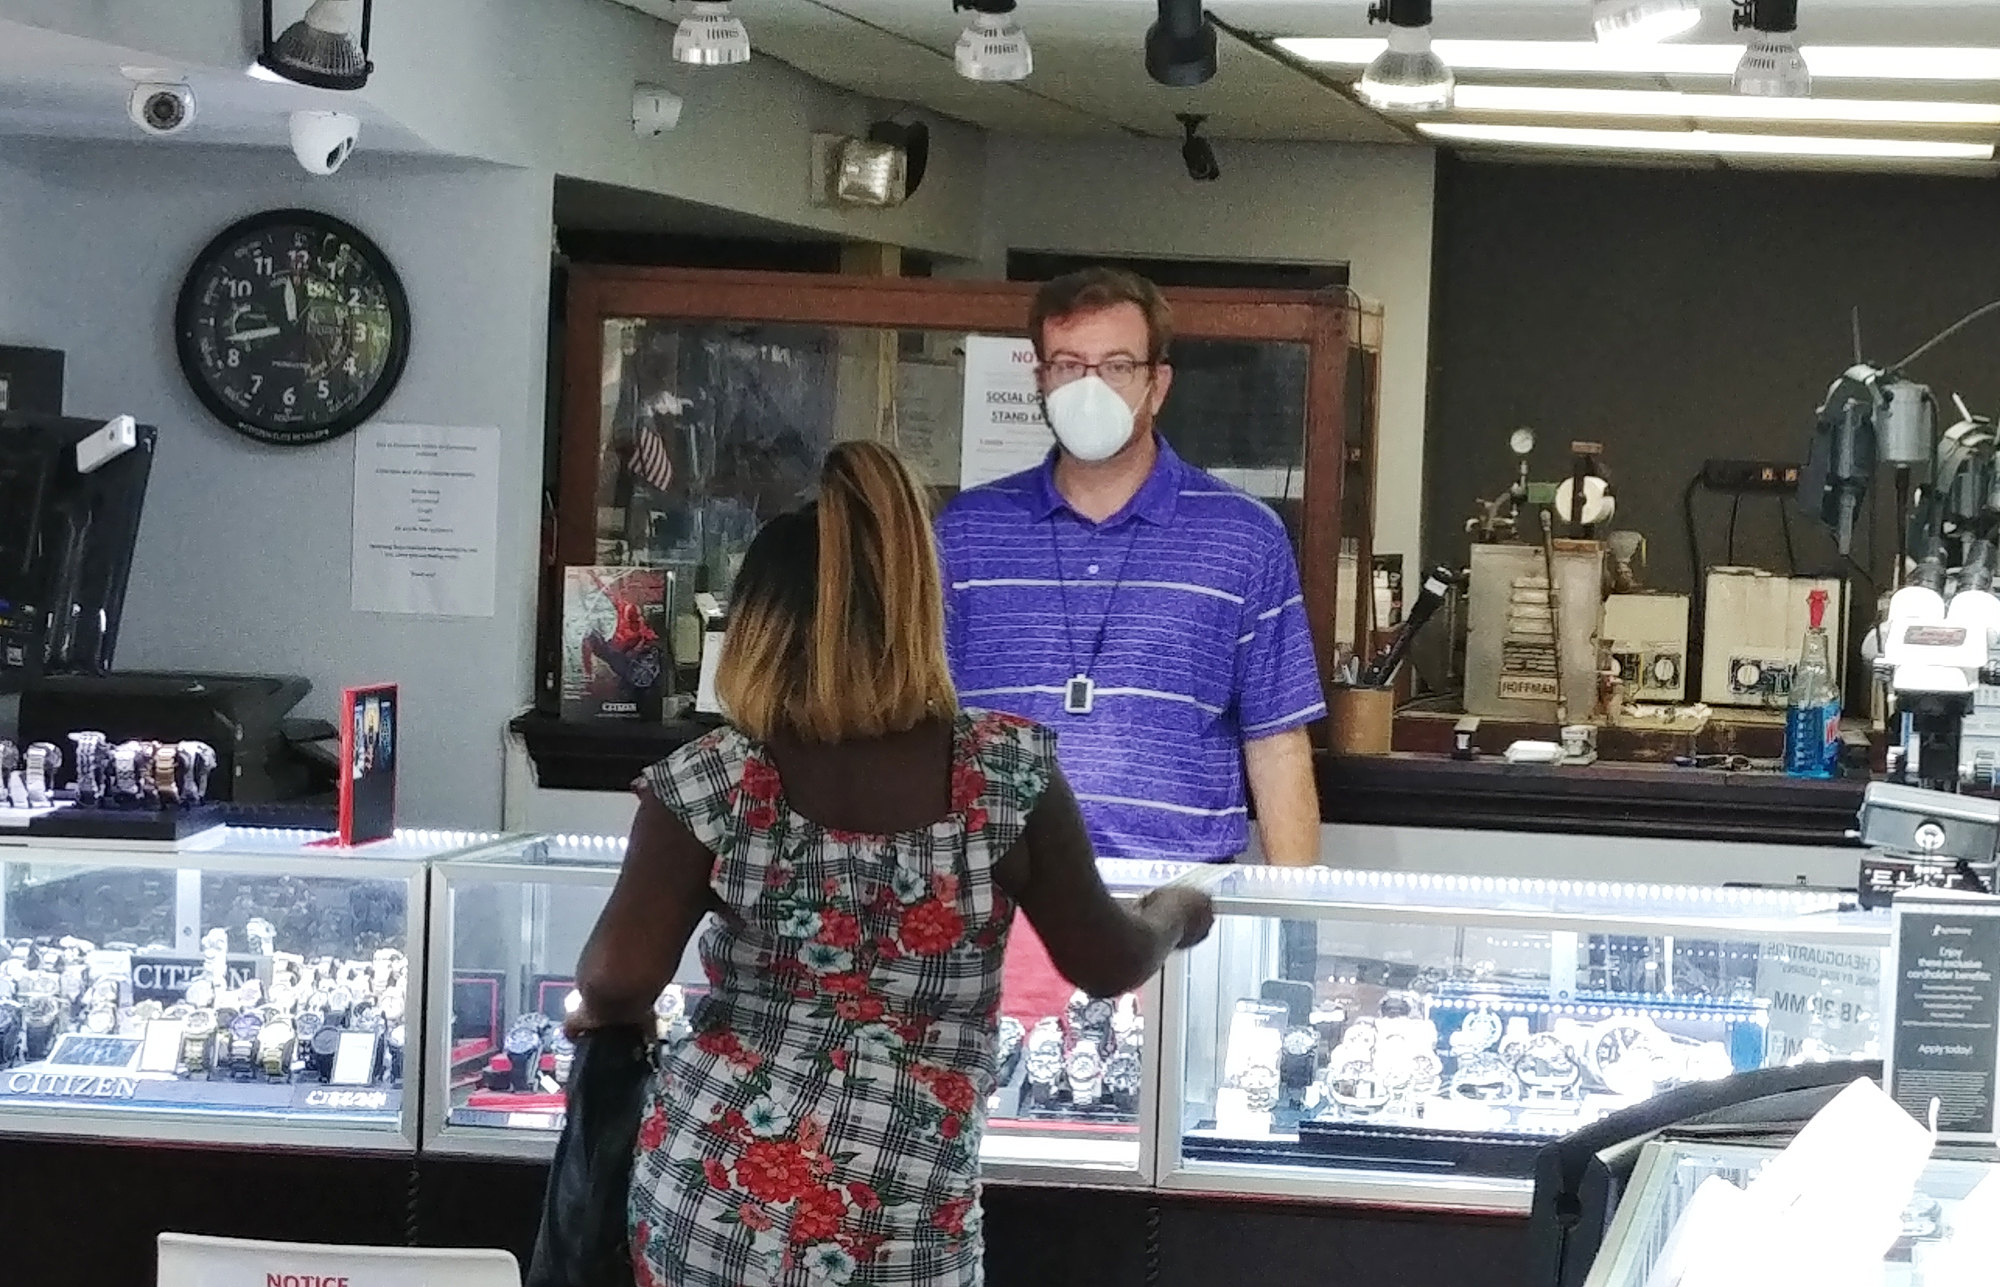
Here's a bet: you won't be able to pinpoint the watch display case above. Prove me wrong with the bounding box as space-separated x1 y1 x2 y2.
1159 865 1893 1212
0 827 505 1151
425 836 1188 1189
1585 1137 2000 1286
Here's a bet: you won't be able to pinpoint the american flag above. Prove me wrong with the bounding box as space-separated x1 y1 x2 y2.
629 419 675 495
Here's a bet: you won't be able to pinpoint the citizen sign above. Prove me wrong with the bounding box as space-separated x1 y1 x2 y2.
4 1070 140 1099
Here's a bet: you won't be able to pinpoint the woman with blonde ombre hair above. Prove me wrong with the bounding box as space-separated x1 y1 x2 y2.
570 440 1212 1287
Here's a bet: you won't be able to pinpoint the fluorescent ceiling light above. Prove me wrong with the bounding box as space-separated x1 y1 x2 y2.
1418 122 1995 160
1278 38 2000 81
1592 0 1702 46
1448 85 2000 126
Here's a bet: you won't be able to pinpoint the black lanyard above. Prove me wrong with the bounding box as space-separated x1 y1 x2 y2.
1049 515 1143 695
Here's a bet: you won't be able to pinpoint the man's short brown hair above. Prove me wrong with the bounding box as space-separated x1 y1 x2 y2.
1028 267 1173 363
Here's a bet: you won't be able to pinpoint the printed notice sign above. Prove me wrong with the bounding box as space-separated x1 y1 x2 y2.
351 423 500 617
958 335 1048 488
1887 893 2000 1136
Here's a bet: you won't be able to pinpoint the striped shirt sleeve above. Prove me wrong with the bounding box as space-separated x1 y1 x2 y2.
1235 522 1327 739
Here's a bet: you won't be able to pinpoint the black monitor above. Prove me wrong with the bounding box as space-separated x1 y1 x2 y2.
0 413 157 693
1525 1059 1884 1287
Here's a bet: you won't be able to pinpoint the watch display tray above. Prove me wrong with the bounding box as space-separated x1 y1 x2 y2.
25 801 227 842
1183 1118 1543 1179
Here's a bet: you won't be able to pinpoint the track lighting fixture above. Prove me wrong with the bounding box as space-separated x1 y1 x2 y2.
955 0 1033 81
258 0 372 90
1146 0 1217 87
1358 0 1453 114
673 1 752 66
1733 0 1809 97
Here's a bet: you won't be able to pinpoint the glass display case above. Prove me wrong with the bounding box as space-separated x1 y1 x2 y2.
1586 1137 2000 1286
424 836 1189 1189
1159 865 1893 1212
0 826 505 1151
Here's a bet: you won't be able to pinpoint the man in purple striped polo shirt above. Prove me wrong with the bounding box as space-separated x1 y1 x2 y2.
936 268 1325 865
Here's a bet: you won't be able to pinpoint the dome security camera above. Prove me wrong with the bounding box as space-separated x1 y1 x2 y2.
129 83 196 136
290 110 360 176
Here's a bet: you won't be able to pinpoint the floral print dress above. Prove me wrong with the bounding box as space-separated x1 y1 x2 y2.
632 709 1054 1287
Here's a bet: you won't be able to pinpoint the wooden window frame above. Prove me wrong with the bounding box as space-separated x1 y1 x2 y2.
553 266 1375 714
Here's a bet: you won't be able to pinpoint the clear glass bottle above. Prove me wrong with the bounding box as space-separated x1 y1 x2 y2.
1784 588 1839 778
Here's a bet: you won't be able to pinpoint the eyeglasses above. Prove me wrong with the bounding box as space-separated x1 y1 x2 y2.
1040 357 1154 391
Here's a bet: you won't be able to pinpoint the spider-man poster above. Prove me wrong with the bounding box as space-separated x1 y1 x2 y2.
561 566 670 722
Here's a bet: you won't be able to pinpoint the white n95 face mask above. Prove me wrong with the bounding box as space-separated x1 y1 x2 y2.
1044 375 1137 463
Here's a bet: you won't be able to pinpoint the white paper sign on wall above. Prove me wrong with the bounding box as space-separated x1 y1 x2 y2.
958 335 1046 488
350 423 501 618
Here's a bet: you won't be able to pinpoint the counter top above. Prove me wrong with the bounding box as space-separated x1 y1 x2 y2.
1318 754 1865 848
515 714 1868 849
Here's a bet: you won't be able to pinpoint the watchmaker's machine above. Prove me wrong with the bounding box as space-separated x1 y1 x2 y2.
1464 432 1621 721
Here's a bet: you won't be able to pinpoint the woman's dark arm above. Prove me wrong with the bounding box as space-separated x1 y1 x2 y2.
571 788 721 1033
995 763 1213 998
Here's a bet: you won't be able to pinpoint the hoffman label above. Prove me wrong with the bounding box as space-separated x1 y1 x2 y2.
1889 898 2000 1136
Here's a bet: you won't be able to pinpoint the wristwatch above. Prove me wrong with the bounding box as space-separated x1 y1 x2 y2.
1104 1048 1141 1105
152 743 182 806
109 742 143 806
387 1024 407 1086
181 1009 217 1073
22 994 61 1060
1279 1027 1320 1092
1587 1016 1665 1099
177 742 218 806
295 1010 326 1047
1450 1052 1518 1104
0 1000 22 1067
1065 1045 1105 1107
1237 1061 1280 1112
227 1012 263 1075
503 1015 548 1092
1326 1072 1392 1118
244 919 276 957
1023 1018 1064 1094
308 1025 343 1082
67 732 107 808
83 1003 116 1035
22 742 61 807
548 1030 574 1087
259 1020 295 1077
183 978 216 1009
1450 1010 1503 1057
1515 1033 1583 1100
994 1017 1025 1086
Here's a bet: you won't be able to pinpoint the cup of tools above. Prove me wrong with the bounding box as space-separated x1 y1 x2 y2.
1327 685 1395 756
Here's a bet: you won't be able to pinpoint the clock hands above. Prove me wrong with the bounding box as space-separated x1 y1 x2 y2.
284 279 298 325
224 326 283 344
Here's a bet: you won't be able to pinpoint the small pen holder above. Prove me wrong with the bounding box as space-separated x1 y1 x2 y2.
1327 685 1395 756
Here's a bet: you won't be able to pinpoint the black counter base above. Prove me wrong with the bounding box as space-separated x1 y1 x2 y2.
0 1134 1530 1287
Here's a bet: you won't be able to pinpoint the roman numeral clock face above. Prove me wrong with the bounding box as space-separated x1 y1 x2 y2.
175 210 410 446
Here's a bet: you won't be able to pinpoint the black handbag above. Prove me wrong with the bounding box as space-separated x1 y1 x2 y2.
526 1025 654 1287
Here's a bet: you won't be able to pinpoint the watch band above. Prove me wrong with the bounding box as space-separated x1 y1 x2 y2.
67 731 107 807
177 741 217 806
152 743 182 806
22 742 61 807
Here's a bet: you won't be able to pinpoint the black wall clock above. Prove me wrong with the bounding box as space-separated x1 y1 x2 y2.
175 209 411 447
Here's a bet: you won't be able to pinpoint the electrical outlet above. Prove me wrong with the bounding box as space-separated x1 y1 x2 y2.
1703 458 1803 493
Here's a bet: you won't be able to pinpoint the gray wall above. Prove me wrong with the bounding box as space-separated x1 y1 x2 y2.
981 137 1438 564
0 141 553 826
1424 157 2000 596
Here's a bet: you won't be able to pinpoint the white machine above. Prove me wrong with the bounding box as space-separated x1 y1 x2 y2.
1603 592 1689 702
1699 569 1845 709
